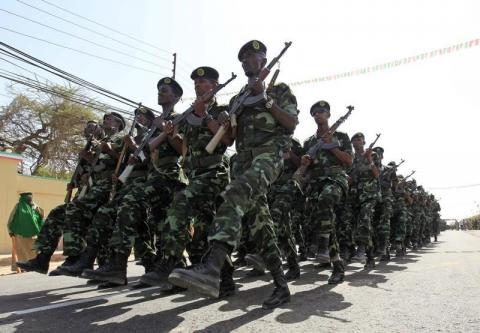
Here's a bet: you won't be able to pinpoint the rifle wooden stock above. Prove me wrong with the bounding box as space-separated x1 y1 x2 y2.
64 189 72 204
206 125 227 154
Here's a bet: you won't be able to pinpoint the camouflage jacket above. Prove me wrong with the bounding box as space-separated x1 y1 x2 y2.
231 82 298 154
92 132 124 181
149 111 187 185
303 131 352 193
179 101 229 177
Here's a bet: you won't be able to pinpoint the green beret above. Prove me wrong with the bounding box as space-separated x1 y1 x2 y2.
351 132 365 141
135 106 155 121
191 66 219 81
238 40 267 61
157 77 183 97
104 112 126 131
310 100 330 116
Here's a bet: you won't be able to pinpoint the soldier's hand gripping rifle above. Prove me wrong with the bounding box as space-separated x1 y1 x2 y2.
205 42 292 154
293 105 355 181
175 73 237 127
64 127 97 203
109 114 138 201
77 126 108 199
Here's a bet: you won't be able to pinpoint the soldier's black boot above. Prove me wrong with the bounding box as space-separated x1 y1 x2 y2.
340 243 352 263
81 252 128 285
49 255 79 276
285 256 300 281
380 245 391 261
139 256 182 290
262 261 290 309
351 243 366 263
219 261 235 298
316 233 330 264
168 241 231 298
60 247 97 277
17 250 53 274
364 248 376 269
298 246 308 262
328 260 345 284
434 235 438 242
244 253 266 273
395 241 404 257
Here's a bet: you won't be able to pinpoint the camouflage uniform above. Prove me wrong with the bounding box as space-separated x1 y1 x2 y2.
62 133 124 257
335 183 356 259
159 102 230 264
373 163 397 254
268 138 304 266
109 112 187 259
350 152 382 249
208 83 298 269
84 129 155 265
303 131 353 260
390 178 409 249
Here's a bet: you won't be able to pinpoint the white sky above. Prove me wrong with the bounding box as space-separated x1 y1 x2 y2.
1 0 479 220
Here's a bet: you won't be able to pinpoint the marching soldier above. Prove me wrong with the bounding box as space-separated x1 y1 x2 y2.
168 40 298 309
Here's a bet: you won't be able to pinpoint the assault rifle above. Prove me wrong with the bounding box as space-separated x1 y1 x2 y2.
64 125 97 203
109 114 138 201
206 42 292 154
293 105 355 180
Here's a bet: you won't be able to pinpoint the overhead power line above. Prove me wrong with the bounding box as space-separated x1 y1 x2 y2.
0 9 172 71
39 0 172 55
0 26 165 76
0 71 133 120
16 0 174 64
0 41 160 113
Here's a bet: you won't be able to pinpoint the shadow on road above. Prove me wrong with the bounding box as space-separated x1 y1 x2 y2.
0 239 443 332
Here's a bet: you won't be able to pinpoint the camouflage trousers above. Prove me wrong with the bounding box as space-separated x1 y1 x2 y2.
208 150 282 269
291 191 306 255
34 203 66 254
352 187 380 247
335 189 356 250
160 167 229 264
109 171 180 257
268 179 299 262
305 177 346 259
63 178 111 256
391 201 408 243
373 195 393 247
83 176 155 262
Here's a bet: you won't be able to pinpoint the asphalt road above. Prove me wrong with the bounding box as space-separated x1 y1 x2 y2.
0 230 479 333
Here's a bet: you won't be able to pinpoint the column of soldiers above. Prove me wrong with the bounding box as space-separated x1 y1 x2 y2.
17 40 442 310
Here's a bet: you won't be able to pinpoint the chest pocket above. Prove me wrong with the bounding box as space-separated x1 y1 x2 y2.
254 111 276 133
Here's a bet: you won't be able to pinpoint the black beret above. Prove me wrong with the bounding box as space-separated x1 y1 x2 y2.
310 100 330 116
157 77 183 97
351 132 365 141
238 40 267 61
388 161 396 167
190 66 219 81
373 146 384 154
20 192 32 196
86 120 98 125
135 106 155 121
104 112 126 131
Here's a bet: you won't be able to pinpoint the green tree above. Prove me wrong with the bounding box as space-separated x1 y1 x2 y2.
0 84 101 177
